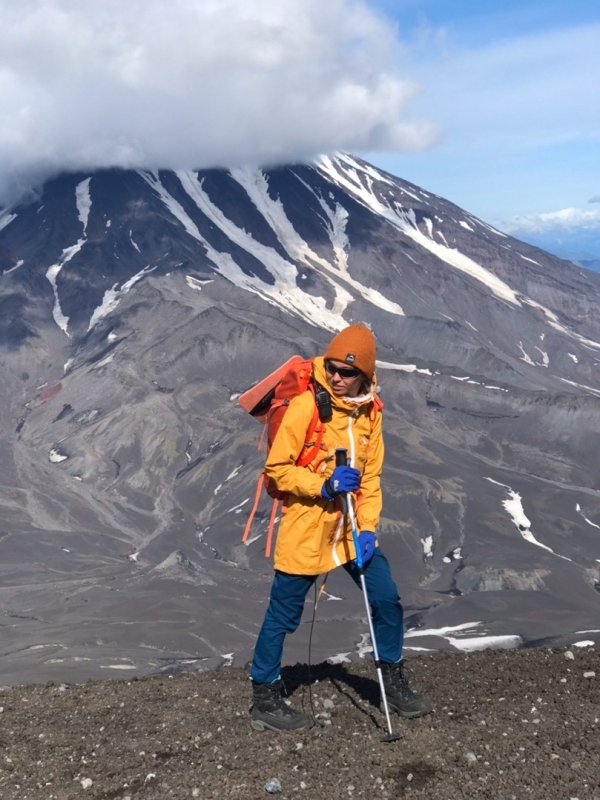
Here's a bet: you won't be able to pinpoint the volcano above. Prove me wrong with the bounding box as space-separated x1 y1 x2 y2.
1 154 599 685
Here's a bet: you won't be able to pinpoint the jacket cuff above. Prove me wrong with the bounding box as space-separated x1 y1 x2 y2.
358 520 378 533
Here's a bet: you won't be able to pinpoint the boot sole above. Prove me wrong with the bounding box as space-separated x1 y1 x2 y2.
250 717 314 732
383 702 433 719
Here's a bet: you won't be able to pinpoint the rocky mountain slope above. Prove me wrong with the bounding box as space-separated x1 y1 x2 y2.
1 154 600 685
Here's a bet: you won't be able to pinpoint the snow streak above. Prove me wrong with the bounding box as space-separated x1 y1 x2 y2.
3 258 23 275
0 210 16 232
88 265 156 330
576 504 600 530
45 178 93 335
405 621 522 652
484 478 572 562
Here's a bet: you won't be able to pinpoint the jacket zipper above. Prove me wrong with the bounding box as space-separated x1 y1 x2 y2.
347 415 356 467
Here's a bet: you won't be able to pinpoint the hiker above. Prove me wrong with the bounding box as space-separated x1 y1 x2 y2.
249 324 432 732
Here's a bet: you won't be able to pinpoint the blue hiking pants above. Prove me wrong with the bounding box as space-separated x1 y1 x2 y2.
250 547 404 684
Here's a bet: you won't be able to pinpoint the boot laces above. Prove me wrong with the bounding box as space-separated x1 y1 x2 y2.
262 681 299 718
388 662 418 700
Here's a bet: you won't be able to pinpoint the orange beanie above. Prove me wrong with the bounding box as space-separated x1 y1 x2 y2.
323 324 376 378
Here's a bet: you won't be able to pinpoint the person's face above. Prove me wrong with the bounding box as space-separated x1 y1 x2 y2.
324 359 367 397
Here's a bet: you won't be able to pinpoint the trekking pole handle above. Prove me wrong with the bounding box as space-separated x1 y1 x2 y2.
335 448 348 467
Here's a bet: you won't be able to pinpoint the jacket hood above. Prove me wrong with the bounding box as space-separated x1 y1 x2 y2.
313 356 377 412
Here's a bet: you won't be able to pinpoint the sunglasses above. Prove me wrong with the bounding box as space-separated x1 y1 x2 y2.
324 360 362 379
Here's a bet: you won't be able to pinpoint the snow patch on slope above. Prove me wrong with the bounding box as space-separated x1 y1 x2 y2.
129 231 141 252
88 265 156 330
406 621 521 652
484 478 572 562
186 275 214 291
376 360 432 375
45 178 94 335
518 342 535 365
0 210 17 232
576 504 600 530
3 259 24 275
560 378 600 398
519 254 541 266
447 634 522 652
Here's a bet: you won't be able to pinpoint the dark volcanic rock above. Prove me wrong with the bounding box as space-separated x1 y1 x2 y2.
0 649 599 799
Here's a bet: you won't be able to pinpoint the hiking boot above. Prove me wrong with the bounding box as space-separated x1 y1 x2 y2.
381 661 433 718
250 680 314 732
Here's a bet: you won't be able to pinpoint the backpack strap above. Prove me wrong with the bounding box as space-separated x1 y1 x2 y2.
242 471 265 543
296 389 326 467
264 496 281 559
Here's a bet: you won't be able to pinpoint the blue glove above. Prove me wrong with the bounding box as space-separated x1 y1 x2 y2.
357 531 377 564
321 465 361 500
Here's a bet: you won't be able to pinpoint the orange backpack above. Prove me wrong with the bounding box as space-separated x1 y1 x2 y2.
238 356 327 557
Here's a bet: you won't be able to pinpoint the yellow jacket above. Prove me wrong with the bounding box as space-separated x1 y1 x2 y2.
265 357 384 575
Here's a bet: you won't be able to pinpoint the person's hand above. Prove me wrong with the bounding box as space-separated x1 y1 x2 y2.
357 531 377 564
321 466 361 500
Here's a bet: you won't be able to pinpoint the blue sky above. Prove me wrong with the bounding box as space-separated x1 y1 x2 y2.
363 0 600 233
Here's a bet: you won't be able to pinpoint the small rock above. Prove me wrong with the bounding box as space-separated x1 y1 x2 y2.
80 778 93 789
322 699 335 710
264 778 282 794
583 671 596 678
564 651 575 660
295 742 303 750
464 752 477 765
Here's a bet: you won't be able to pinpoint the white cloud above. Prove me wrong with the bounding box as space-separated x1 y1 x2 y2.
0 0 434 204
501 208 600 235
404 21 600 153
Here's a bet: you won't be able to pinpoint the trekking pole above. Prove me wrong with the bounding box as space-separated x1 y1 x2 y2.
335 448 400 743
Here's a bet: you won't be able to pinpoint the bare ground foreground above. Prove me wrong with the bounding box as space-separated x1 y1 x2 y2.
1 648 599 800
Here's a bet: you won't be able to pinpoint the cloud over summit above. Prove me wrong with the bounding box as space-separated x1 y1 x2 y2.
502 207 600 235
0 0 433 204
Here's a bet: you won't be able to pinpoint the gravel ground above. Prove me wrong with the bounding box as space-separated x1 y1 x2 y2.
0 647 599 800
